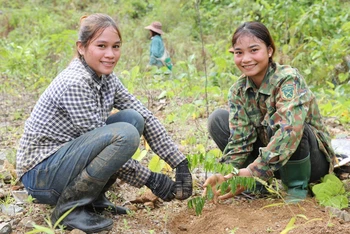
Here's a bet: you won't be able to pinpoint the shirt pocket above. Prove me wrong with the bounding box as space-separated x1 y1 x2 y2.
246 106 261 125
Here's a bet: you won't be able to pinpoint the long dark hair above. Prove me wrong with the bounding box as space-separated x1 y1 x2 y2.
232 22 276 64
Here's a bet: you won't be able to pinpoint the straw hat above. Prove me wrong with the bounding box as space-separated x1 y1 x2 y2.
145 21 163 35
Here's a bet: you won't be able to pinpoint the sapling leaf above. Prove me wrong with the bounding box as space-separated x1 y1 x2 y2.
148 155 166 173
187 197 205 216
132 148 148 161
207 148 222 158
220 181 230 195
205 185 214 200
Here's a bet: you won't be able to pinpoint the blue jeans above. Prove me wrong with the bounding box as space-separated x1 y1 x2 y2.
21 109 145 205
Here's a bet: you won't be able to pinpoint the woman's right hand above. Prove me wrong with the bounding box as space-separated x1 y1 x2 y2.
202 174 227 203
202 173 246 203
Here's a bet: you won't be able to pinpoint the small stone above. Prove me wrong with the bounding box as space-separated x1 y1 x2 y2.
19 217 35 228
11 190 28 204
144 202 155 209
0 222 12 234
178 225 187 231
0 204 23 216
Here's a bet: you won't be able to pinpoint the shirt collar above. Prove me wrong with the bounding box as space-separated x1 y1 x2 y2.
258 64 275 95
244 63 276 95
80 58 109 88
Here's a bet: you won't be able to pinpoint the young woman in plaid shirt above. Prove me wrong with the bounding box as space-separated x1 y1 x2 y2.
16 13 192 233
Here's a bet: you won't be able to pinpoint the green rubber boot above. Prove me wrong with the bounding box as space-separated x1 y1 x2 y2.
279 155 311 203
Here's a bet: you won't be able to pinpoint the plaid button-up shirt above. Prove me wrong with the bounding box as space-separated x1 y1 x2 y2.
16 58 185 187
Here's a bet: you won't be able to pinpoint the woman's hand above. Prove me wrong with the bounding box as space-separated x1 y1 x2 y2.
202 168 252 203
202 173 226 204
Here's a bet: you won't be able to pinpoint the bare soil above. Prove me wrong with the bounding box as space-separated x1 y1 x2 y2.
12 181 350 234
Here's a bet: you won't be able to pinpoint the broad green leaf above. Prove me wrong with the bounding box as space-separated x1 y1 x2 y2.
148 155 166 173
207 148 222 158
157 90 167 99
312 174 348 209
132 148 148 161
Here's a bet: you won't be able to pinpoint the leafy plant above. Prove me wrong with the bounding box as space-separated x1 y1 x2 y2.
187 176 256 216
311 174 349 209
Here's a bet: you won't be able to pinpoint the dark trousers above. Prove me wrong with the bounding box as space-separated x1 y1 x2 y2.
207 108 329 182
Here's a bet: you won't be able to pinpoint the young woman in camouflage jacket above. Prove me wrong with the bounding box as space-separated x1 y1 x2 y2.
203 21 336 203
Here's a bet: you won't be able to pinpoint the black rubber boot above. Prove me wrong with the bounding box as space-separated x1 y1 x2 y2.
279 155 311 203
88 174 129 215
51 170 113 233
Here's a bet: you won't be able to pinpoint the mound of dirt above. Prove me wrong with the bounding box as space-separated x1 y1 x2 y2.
167 197 350 234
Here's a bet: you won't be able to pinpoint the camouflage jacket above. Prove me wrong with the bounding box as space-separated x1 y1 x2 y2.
223 63 336 180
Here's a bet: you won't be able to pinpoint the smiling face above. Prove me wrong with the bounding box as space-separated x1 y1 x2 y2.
77 26 121 77
233 34 273 87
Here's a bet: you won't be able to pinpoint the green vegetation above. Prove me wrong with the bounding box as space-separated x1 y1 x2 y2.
312 174 349 209
1 0 349 108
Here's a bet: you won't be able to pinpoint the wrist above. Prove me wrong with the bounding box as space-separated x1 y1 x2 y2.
145 172 156 188
177 158 188 167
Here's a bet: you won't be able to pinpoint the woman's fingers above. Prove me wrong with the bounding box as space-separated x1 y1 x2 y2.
202 174 225 197
218 186 245 201
202 186 208 197
218 192 234 200
202 174 247 203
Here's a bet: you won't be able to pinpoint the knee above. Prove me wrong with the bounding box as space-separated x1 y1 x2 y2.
302 124 315 140
110 109 145 136
128 110 145 135
208 108 229 130
108 123 140 150
291 124 314 160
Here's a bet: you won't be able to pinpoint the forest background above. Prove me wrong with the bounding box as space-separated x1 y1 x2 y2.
0 0 350 233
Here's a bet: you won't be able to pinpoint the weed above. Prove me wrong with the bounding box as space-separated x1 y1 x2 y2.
0 194 15 206
26 206 76 233
126 209 135 217
123 218 130 230
229 227 239 233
